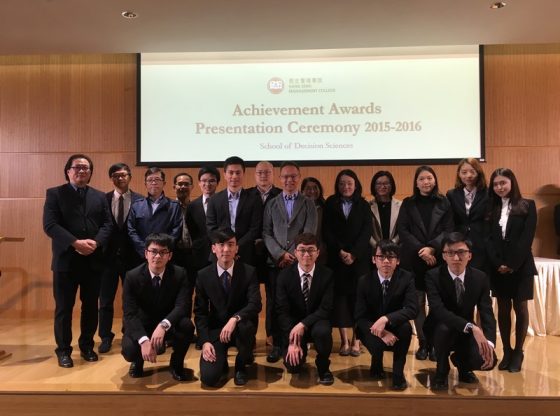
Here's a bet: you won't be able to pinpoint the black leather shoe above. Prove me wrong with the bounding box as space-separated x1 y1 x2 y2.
318 371 334 386
57 353 74 368
392 375 408 391
266 346 281 363
170 367 190 382
80 349 99 362
98 338 112 354
369 366 386 380
458 371 479 384
129 361 144 378
415 345 428 361
498 348 513 371
428 346 437 362
234 370 248 386
508 349 524 373
432 375 448 390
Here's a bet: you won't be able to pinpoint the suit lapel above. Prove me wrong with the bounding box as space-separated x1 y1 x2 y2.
289 195 305 225
440 267 459 308
389 199 400 238
410 201 428 237
427 198 446 237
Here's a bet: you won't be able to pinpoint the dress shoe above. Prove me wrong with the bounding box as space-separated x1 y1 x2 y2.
266 346 281 363
415 345 428 360
170 367 190 382
498 347 513 371
392 375 408 391
98 338 112 354
129 361 144 378
431 375 448 390
80 349 99 362
339 345 350 356
428 346 437 362
349 347 361 357
57 353 74 368
234 370 248 386
508 349 524 373
458 371 479 384
318 371 334 386
369 366 386 380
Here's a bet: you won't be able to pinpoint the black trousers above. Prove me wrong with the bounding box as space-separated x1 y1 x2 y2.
53 267 101 355
357 320 412 377
282 319 332 375
199 320 257 387
98 256 129 341
432 322 497 377
121 317 194 367
265 267 281 345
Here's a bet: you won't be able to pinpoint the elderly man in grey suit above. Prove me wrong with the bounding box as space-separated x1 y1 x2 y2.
263 161 317 362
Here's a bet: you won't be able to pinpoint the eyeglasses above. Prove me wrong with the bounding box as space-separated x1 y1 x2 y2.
111 173 129 179
146 249 170 257
280 174 299 181
256 170 272 176
296 248 318 255
70 165 91 172
175 182 192 187
374 254 398 261
146 178 163 184
443 250 471 258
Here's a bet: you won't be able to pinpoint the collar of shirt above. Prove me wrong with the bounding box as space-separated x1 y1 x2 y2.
148 193 165 204
501 197 510 207
298 264 315 279
149 269 165 281
258 185 272 196
113 189 130 200
283 191 298 200
447 267 466 283
377 270 393 284
69 183 86 192
217 262 235 277
228 189 242 200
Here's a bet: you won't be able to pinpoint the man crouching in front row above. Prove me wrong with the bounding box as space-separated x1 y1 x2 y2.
122 233 195 381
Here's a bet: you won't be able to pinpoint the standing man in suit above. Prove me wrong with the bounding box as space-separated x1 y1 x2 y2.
206 156 263 266
98 163 143 354
127 167 183 262
122 233 195 381
263 161 317 362
172 172 195 284
355 239 418 390
276 233 335 385
43 154 113 368
425 232 496 390
195 228 262 386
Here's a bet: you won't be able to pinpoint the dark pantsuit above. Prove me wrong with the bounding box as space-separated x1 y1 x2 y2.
282 319 332 375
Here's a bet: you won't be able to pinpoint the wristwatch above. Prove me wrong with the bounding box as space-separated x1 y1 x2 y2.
234 315 241 323
465 322 474 333
160 320 170 331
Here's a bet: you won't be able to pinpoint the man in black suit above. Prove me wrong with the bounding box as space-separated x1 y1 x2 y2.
276 233 334 385
122 233 194 381
195 228 262 386
43 154 113 368
98 162 143 354
355 239 418 390
424 232 497 390
206 156 263 266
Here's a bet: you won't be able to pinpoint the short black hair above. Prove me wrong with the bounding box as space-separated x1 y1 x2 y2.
294 232 318 248
210 227 236 244
280 161 300 171
370 170 396 198
108 162 131 178
198 166 221 183
224 156 245 172
144 166 165 181
173 172 193 185
144 233 175 251
375 239 400 257
441 232 473 251
64 153 93 182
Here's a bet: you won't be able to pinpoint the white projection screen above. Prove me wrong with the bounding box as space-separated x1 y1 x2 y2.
138 45 484 166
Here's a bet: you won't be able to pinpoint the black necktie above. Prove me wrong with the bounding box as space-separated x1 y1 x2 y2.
455 277 464 305
153 275 161 289
77 187 86 199
302 273 311 305
221 271 231 295
117 195 125 228
382 279 390 309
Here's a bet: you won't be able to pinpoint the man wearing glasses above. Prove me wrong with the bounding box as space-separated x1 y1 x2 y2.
263 161 317 363
127 167 183 263
355 239 418 390
43 154 113 368
122 233 194 381
424 232 497 390
98 163 143 354
276 233 335 385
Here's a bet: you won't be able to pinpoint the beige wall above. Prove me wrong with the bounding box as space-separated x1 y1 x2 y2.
1 45 559 318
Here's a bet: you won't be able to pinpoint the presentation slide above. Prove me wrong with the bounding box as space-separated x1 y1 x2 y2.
139 46 483 165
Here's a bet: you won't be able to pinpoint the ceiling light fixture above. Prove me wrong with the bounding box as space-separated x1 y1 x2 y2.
490 2 506 9
121 11 138 19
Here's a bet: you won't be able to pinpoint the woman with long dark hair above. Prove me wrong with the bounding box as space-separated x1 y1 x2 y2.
323 169 372 356
396 165 453 361
446 158 488 270
486 168 537 373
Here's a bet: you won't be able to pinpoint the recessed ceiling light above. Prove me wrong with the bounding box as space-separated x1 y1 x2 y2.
490 2 506 9
121 11 138 19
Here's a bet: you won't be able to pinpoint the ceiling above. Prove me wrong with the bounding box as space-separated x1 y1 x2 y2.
1 0 560 54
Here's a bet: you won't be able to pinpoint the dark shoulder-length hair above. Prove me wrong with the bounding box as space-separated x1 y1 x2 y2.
301 176 325 207
334 169 363 202
370 170 396 198
412 165 442 198
454 158 487 191
488 167 528 215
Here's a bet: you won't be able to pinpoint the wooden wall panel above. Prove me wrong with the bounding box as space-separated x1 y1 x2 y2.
1 45 560 317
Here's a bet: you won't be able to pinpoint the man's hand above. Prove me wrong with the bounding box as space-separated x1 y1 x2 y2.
220 317 237 343
289 322 306 346
150 324 166 351
381 331 398 346
370 316 389 338
72 239 97 255
418 247 436 266
472 325 495 369
498 265 513 274
278 252 296 268
141 340 157 363
201 342 216 362
285 343 303 367
339 249 355 265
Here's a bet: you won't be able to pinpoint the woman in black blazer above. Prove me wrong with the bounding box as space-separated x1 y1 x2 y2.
323 169 373 356
396 165 453 360
446 158 489 270
486 168 537 373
